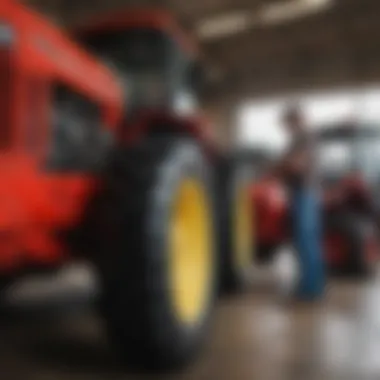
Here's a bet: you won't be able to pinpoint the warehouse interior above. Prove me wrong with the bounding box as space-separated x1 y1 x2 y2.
25 0 380 146
2 0 380 379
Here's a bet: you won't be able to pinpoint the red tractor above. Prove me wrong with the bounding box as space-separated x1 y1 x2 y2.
0 1 254 371
251 122 380 276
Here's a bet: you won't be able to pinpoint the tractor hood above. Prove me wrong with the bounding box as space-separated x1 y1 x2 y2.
0 0 123 130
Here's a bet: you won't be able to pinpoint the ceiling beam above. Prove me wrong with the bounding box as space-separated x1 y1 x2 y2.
204 0 380 86
205 0 378 54
206 45 380 104
175 0 267 23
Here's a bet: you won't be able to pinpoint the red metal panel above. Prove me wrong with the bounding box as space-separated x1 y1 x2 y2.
0 48 11 149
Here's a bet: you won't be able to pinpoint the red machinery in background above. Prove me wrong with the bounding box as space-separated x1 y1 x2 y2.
251 122 380 276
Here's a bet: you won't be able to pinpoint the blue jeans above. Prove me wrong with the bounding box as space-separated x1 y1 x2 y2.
291 187 325 300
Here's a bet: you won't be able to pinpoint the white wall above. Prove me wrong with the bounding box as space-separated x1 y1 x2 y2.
237 87 380 152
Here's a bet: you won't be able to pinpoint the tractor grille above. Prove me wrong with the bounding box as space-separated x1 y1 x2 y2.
0 48 11 149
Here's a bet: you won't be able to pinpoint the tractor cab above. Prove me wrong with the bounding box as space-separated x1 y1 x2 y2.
318 123 380 187
78 10 200 116
317 122 380 215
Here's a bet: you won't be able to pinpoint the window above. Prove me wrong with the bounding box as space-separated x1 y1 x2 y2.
47 85 110 172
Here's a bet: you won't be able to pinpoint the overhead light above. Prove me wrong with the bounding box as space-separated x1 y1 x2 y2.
259 0 333 25
197 12 252 40
196 0 334 40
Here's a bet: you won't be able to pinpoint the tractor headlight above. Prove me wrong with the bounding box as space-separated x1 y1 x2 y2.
0 23 15 45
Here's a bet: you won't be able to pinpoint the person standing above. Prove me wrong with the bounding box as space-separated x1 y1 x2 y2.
276 104 325 300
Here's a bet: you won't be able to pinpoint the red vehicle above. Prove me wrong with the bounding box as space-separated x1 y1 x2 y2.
0 1 254 371
251 122 380 276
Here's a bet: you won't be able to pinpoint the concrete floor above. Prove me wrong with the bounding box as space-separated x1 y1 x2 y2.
1 265 380 380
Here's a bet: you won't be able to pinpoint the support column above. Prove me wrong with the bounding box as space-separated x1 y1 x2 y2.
204 101 240 153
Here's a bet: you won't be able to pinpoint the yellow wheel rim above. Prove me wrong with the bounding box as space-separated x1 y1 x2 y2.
169 178 212 325
234 185 253 271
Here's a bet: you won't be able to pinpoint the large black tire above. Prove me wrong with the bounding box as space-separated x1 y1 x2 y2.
216 158 254 293
87 138 217 371
326 214 375 278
